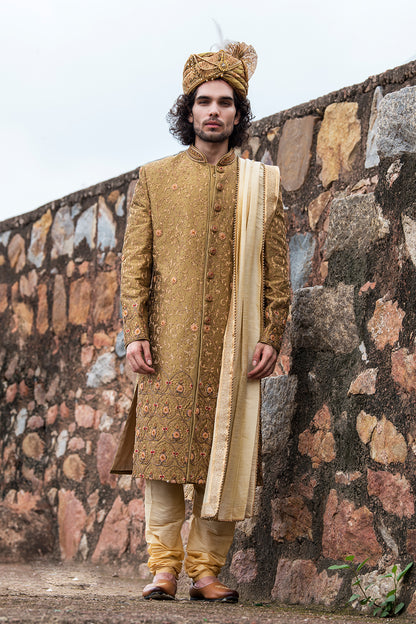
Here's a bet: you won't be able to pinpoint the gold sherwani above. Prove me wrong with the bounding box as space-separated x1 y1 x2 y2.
111 146 290 488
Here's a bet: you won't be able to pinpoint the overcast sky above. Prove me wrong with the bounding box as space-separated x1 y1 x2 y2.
1 0 415 223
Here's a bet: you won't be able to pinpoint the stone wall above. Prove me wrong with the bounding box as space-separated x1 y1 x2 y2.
1 60 416 606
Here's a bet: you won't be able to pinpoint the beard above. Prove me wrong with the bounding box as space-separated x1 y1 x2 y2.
194 124 234 144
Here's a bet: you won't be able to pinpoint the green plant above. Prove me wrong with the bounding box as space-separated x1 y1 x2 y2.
328 555 413 618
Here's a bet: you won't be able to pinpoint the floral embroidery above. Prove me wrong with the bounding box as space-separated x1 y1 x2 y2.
134 328 141 335
156 229 162 237
172 184 178 190
191 323 198 332
171 277 177 284
190 229 197 236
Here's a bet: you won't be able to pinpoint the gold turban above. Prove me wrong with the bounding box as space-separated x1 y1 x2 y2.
182 42 257 98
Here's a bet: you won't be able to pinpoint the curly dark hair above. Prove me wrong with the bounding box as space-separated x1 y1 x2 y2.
167 88 253 149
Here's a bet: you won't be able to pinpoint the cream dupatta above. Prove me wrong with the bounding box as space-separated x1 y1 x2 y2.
201 158 280 521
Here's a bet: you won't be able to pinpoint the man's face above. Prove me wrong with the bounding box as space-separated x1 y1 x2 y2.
189 80 240 145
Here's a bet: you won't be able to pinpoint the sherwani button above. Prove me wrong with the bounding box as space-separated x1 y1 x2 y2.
214 204 221 212
211 225 218 232
216 182 224 191
217 166 224 172
207 271 214 279
205 295 213 302
209 248 216 255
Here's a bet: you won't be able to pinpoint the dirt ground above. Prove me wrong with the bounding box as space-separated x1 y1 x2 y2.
0 562 415 624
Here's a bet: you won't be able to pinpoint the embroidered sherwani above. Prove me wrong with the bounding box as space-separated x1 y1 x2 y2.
112 146 290 487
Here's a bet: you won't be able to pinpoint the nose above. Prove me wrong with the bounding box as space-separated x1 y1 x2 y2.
208 102 220 117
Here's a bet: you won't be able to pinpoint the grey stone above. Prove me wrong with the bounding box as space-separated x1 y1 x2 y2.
402 214 416 267
115 330 126 358
325 193 389 258
71 202 82 218
56 430 69 458
261 149 273 166
248 136 260 158
291 284 360 354
0 231 11 247
74 204 97 249
51 206 74 260
261 375 298 457
15 408 28 436
28 211 52 268
86 352 117 388
376 85 416 157
97 197 116 250
289 233 316 291
115 194 125 217
365 86 383 168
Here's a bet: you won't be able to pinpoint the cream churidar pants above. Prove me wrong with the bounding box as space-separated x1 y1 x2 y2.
145 479 236 580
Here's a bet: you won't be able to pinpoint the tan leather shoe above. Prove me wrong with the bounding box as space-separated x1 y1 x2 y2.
143 572 177 600
189 576 239 603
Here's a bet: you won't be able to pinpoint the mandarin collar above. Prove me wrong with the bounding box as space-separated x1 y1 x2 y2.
187 145 236 166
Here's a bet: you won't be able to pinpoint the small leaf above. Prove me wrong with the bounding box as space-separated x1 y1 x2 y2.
397 562 413 581
392 564 397 574
373 607 382 616
352 579 361 586
381 573 393 579
349 594 361 603
328 564 350 570
357 558 370 571
381 608 391 617
384 594 396 603
394 602 405 614
365 583 375 590
345 555 355 562
385 589 396 598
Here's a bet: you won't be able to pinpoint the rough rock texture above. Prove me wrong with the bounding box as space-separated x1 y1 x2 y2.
0 492 55 562
291 284 360 354
376 85 416 157
322 490 382 564
289 233 316 291
316 102 361 187
325 193 389 258
367 469 414 518
277 116 316 191
272 559 342 606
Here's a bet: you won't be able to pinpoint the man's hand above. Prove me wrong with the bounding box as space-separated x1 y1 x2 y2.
126 340 155 374
247 342 277 379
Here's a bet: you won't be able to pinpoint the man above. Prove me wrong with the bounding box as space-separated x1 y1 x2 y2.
111 42 290 602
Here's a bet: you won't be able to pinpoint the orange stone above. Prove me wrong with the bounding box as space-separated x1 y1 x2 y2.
58 489 86 560
322 489 382 564
308 191 332 230
63 454 86 482
36 283 49 334
0 283 8 314
8 234 26 272
75 404 96 428
370 415 407 465
391 348 416 393
298 405 336 468
93 271 118 325
52 275 67 335
277 116 316 192
13 302 34 336
68 278 91 325
22 433 44 460
367 299 405 350
93 331 113 348
316 102 361 187
367 469 414 518
92 496 129 562
348 368 378 395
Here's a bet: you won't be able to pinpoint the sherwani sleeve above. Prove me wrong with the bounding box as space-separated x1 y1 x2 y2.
120 167 153 347
259 188 291 352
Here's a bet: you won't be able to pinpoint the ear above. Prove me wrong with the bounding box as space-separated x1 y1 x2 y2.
188 113 193 123
234 110 240 125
